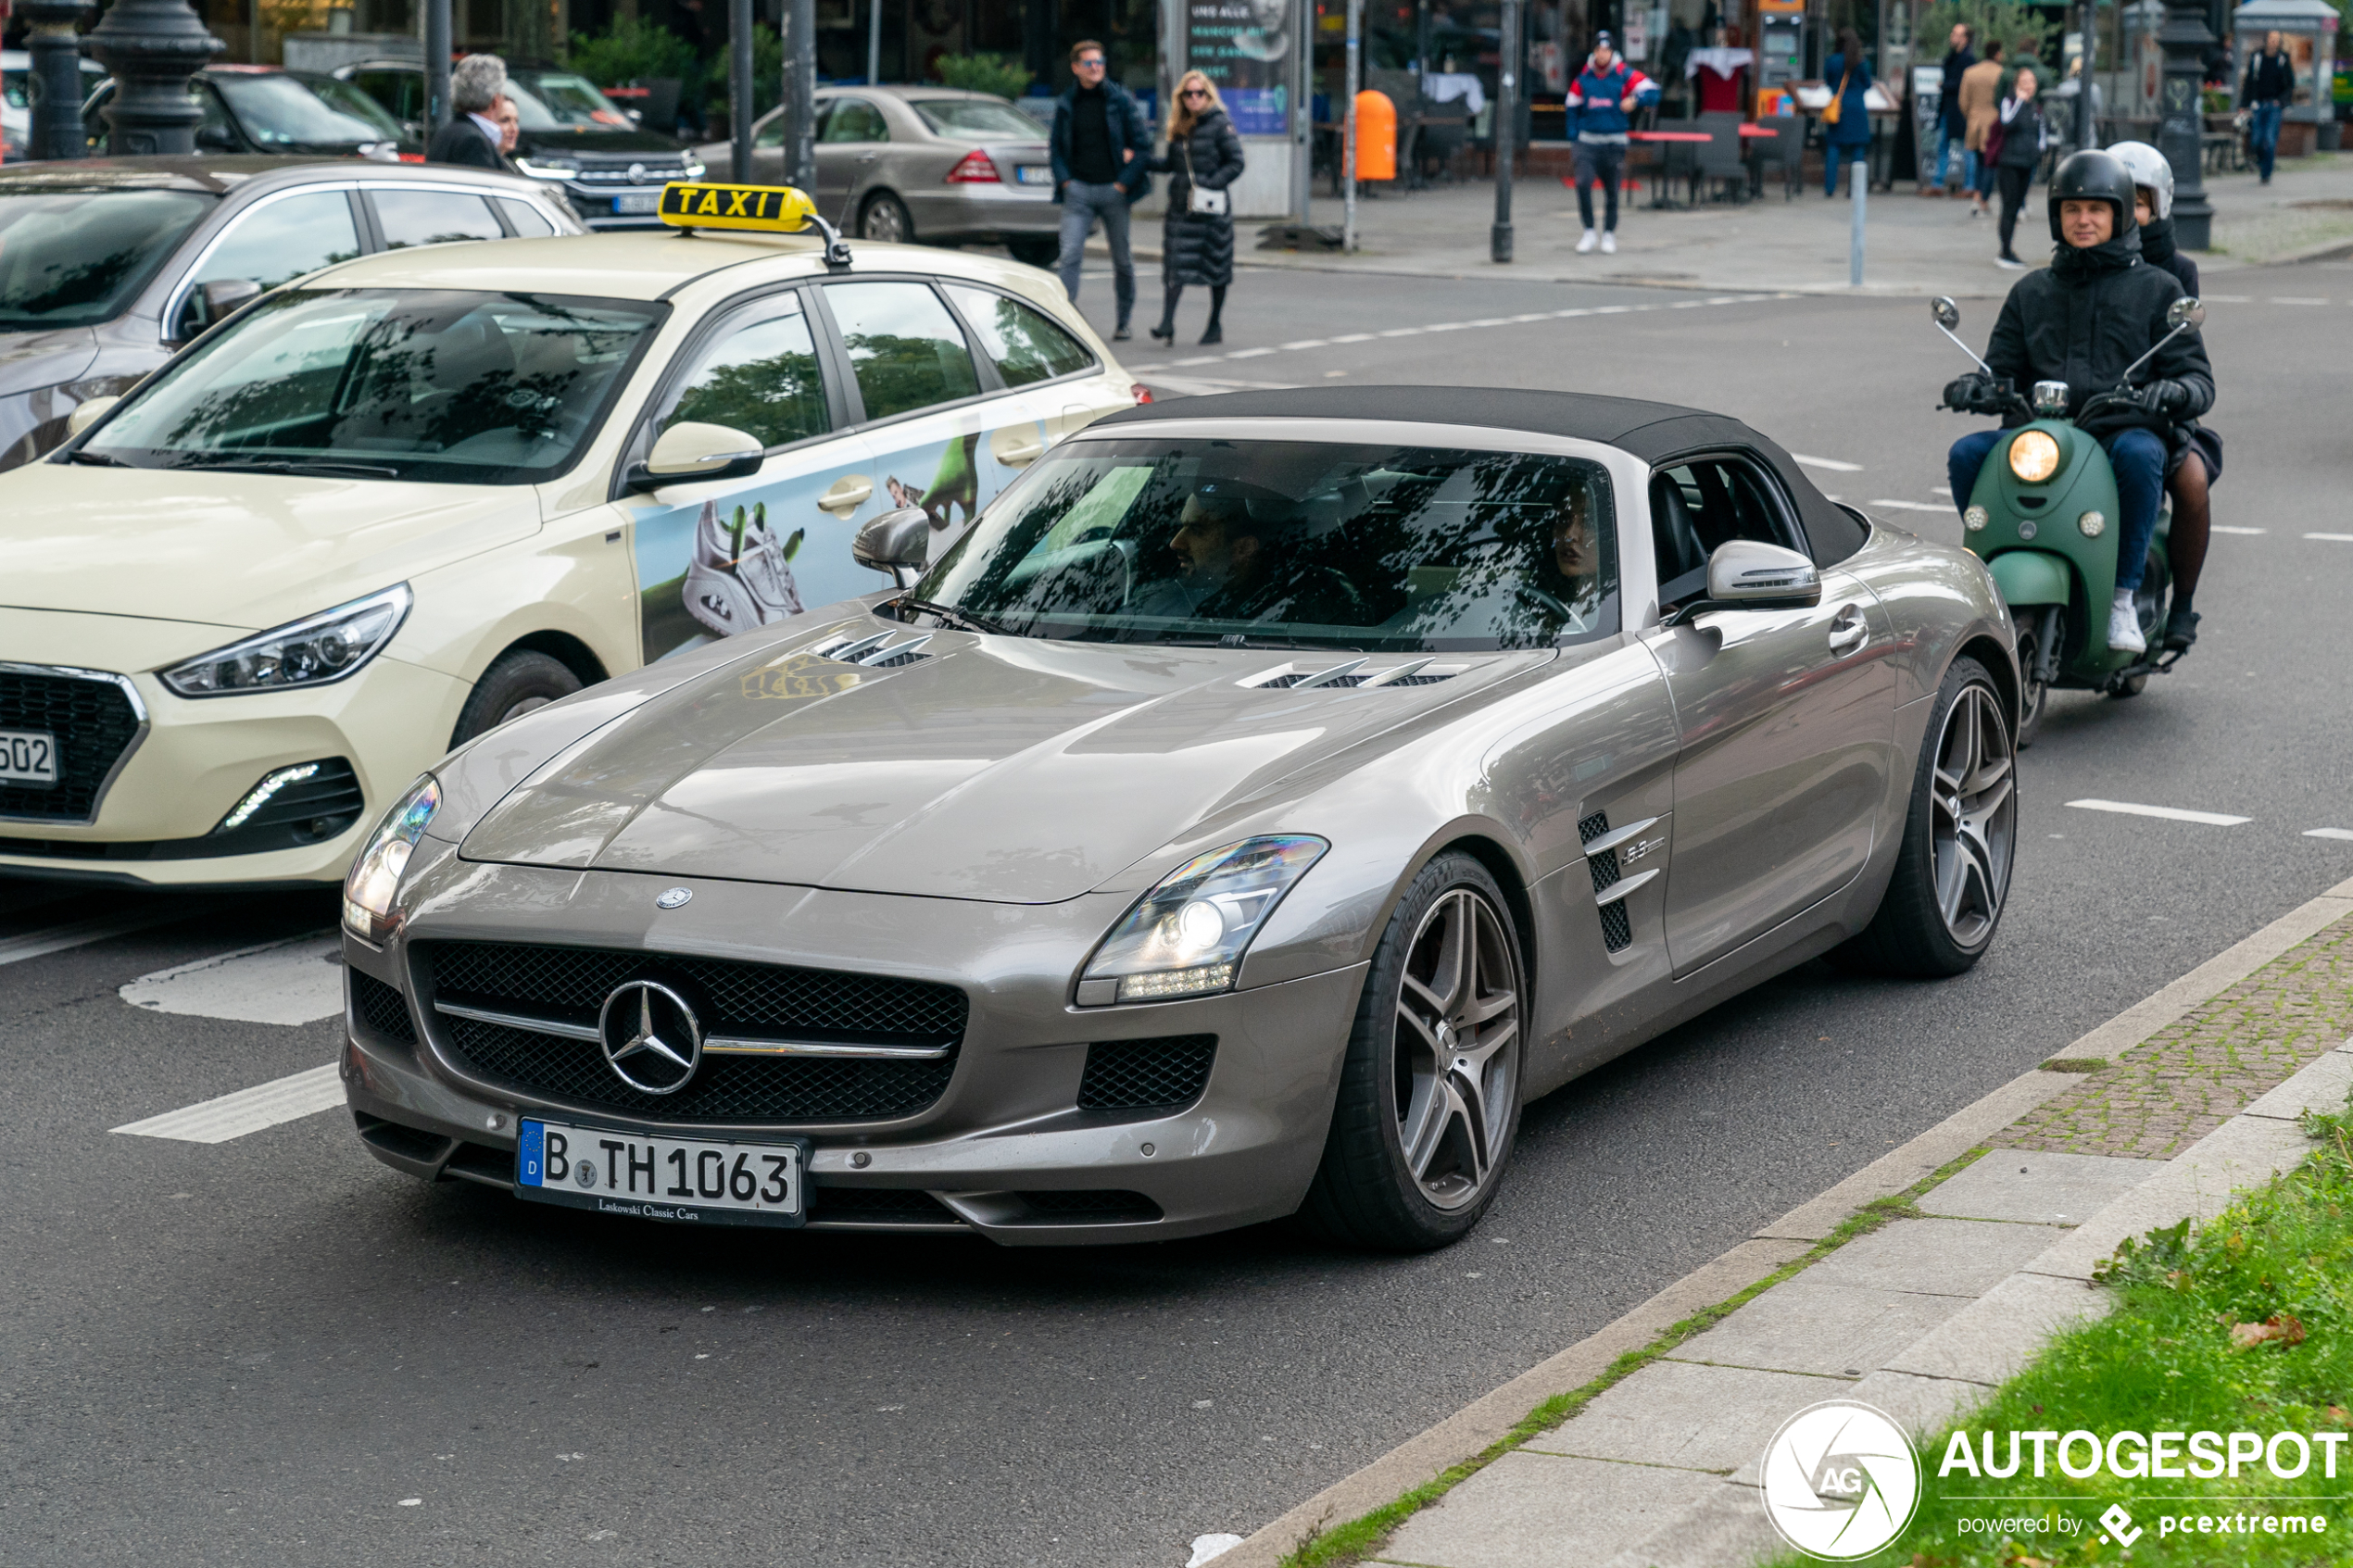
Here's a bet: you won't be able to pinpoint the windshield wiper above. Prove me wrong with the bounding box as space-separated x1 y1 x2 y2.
66 449 126 467
897 596 1015 637
188 457 402 479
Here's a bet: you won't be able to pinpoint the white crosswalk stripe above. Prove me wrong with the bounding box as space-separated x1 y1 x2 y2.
0 901 229 968
111 1064 344 1144
2067 798 2252 827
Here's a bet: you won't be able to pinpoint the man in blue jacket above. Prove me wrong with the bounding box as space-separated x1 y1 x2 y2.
1051 41 1152 340
1565 33 1659 254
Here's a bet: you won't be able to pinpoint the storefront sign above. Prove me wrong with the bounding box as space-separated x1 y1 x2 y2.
1189 0 1294 134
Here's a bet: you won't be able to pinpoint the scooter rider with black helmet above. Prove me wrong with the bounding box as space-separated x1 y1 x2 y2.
1945 149 2214 656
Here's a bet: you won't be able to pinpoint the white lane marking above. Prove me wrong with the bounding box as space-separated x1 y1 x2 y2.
120 932 342 1025
1165 355 1224 367
2212 525 2268 534
1931 484 1953 495
1793 454 1864 471
1223 346 1278 358
2305 828 2353 841
1869 498 1950 512
1326 332 1377 343
2067 798 2252 827
111 1063 343 1144
2303 533 2353 543
2201 293 2252 303
1188 1535 1244 1566
0 901 227 969
2270 295 2328 305
1277 339 1328 350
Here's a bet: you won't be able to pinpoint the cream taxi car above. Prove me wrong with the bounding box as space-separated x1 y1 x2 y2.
0 184 1142 886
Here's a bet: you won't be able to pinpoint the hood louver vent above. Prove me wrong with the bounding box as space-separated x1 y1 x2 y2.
1245 658 1460 691
815 632 936 668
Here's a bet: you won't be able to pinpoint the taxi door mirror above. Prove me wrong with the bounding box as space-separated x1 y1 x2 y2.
626 421 765 491
1703 540 1821 608
67 395 121 438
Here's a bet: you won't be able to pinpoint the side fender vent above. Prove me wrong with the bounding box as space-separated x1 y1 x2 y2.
1579 810 1632 954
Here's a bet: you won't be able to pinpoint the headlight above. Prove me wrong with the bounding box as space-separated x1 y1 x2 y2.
515 156 581 180
681 155 707 181
342 774 439 944
1963 505 1989 533
2007 430 2061 484
1078 835 1328 1004
2077 509 2107 538
160 583 409 697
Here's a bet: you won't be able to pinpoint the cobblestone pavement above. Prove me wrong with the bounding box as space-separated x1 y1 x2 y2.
1995 913 2353 1159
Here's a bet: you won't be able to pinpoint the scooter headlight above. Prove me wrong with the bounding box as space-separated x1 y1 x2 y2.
1963 505 1989 533
2007 430 2061 484
2077 509 2107 538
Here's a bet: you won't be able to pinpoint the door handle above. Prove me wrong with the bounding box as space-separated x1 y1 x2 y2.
1827 605 1869 652
818 475 875 517
989 424 1046 467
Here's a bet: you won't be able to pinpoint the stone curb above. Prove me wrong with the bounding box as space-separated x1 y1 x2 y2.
1210 873 2353 1568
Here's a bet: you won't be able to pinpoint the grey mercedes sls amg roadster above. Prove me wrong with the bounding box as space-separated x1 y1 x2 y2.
340 388 2020 1250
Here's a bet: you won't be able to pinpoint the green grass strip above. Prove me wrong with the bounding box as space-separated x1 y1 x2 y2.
1277 1149 1987 1568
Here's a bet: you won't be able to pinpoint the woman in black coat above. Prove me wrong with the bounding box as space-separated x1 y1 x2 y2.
1990 65 2046 269
1149 71 1246 345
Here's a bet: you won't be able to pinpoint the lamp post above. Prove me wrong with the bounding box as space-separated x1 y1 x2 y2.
2155 0 2217 247
424 0 451 139
85 0 223 156
784 0 818 191
730 0 755 182
19 0 94 161
1491 0 1519 262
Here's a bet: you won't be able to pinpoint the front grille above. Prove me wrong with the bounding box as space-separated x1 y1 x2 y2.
1015 1189 1163 1223
349 970 417 1044
809 1185 963 1225
1579 810 1632 954
0 669 142 823
1076 1035 1216 1114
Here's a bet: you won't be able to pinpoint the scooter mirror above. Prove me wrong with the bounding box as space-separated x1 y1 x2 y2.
1931 297 1962 331
2168 297 2205 331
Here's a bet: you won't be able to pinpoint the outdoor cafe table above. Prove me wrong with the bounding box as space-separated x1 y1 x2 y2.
1629 130 1709 208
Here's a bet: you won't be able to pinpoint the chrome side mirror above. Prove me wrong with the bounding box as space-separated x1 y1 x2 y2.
1930 296 1961 331
2168 296 2205 331
1704 540 1822 608
625 420 765 491
852 506 931 583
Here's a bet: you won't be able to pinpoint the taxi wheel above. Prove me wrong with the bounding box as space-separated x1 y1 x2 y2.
1005 237 1060 268
859 193 913 244
451 650 583 746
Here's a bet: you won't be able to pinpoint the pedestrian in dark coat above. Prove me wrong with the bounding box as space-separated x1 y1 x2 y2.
428 54 518 172
1148 71 1245 345
1820 29 1873 197
1989 65 2045 267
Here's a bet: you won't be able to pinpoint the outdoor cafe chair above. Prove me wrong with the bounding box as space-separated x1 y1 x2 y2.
1746 117 1805 200
1693 110 1750 202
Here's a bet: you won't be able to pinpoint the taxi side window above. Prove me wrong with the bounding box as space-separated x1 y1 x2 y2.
371 188 507 249
943 283 1093 386
496 197 556 237
1650 457 1794 607
821 99 889 143
658 295 830 450
178 189 361 336
823 281 980 422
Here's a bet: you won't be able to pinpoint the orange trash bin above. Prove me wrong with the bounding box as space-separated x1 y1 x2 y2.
1353 89 1397 181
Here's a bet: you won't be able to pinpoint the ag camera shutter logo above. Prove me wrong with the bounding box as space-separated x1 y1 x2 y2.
1760 1400 1922 1560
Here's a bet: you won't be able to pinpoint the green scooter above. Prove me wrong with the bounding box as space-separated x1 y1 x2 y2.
1931 294 2206 745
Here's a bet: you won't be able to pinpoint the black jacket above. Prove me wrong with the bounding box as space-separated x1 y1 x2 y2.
2138 218 2199 298
2242 50 2293 105
1992 97 2045 169
1940 47 1977 132
427 117 513 171
1151 108 1246 287
1985 233 2214 438
1050 81 1151 201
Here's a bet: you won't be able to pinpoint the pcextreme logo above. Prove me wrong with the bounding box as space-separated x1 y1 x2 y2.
1759 1400 1923 1561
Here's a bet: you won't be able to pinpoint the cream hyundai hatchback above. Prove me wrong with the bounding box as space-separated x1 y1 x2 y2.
0 185 1142 885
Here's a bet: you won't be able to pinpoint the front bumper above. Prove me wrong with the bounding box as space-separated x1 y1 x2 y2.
342 859 1366 1244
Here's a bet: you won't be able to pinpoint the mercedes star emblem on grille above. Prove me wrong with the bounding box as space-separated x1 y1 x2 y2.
598 980 702 1094
628 161 647 183
655 886 692 909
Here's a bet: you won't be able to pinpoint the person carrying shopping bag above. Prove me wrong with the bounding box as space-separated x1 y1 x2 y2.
1819 29 1873 196
1149 72 1245 345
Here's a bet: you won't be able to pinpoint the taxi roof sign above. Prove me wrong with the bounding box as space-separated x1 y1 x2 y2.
659 182 819 233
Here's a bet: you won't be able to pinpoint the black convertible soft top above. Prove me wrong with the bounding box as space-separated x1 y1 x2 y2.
1098 386 1869 566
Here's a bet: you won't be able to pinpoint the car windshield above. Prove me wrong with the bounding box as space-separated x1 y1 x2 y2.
510 74 632 131
0 187 217 330
215 71 404 146
912 98 1047 139
915 436 1620 651
82 287 667 484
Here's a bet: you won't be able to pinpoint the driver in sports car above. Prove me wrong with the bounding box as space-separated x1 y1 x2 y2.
1152 479 1362 626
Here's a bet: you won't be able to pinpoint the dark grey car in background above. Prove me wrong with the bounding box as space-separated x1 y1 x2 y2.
700 87 1063 265
340 388 2021 1252
0 156 580 470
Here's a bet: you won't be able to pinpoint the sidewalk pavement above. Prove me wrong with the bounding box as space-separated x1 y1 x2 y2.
1216 878 2353 1568
1103 154 2353 300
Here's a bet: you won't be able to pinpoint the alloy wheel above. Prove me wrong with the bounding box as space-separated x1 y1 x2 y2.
861 196 910 243
1930 683 2016 947
1392 888 1520 1210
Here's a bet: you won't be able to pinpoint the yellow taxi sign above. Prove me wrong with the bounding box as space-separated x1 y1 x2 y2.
658 182 818 233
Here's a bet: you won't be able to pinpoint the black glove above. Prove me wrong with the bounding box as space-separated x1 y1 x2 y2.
2145 378 2193 415
1943 373 1994 411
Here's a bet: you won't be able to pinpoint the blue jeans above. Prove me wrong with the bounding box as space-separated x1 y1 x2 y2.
1056 180 1136 327
1934 124 1977 189
1825 141 1868 195
2249 102 2284 181
1949 425 2169 591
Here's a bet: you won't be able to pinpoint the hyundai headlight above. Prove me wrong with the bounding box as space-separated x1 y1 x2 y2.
2007 430 2061 484
1078 836 1328 1004
342 774 439 944
160 584 409 697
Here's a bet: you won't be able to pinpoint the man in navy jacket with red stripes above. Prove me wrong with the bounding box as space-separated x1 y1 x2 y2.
1565 34 1659 254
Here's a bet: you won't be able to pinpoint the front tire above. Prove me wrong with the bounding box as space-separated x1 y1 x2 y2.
450 649 582 746
1831 656 2016 977
859 192 913 244
1302 853 1526 1251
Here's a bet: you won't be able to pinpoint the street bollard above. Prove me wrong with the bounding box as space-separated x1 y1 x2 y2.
1849 163 1866 287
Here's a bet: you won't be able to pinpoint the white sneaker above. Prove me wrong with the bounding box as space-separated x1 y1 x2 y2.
1576 228 1599 254
1600 231 1617 254
2108 593 2147 654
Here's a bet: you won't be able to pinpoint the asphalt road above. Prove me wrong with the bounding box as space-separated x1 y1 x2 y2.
6 260 2349 1567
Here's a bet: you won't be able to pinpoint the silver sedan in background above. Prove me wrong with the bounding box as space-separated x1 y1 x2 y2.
701 87 1062 265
